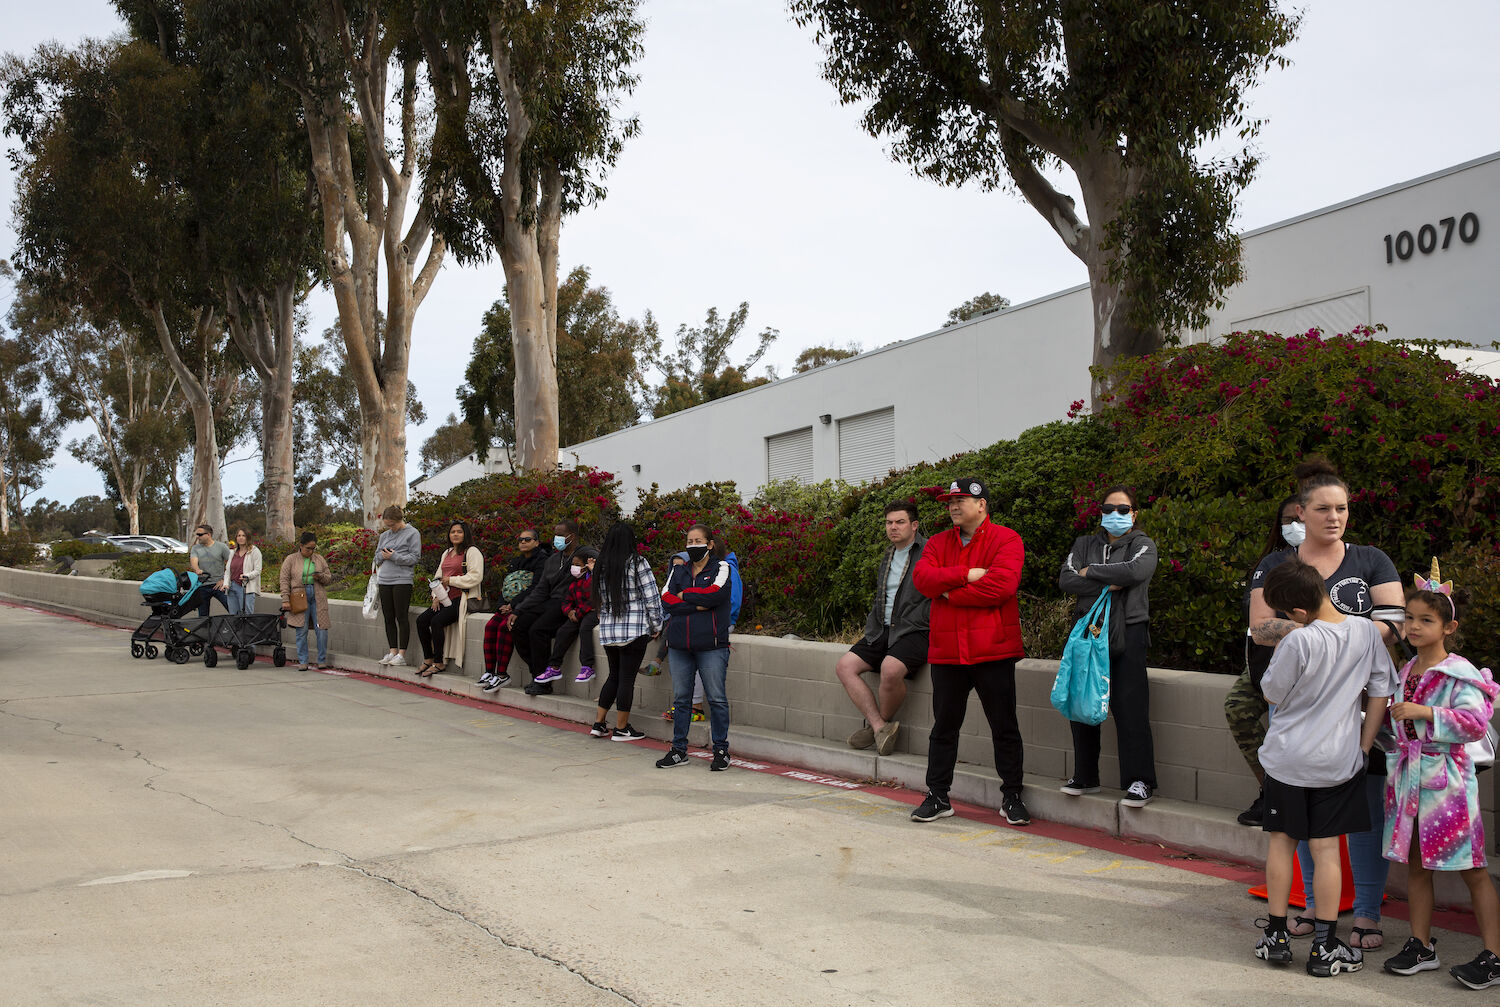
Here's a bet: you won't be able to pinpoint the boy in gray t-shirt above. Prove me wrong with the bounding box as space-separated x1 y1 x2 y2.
1252 559 1396 977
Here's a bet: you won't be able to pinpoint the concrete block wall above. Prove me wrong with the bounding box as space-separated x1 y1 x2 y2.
4 567 1494 845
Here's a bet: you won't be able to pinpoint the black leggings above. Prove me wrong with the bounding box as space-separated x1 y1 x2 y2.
379 583 412 650
599 635 651 714
415 603 462 661
1070 622 1157 790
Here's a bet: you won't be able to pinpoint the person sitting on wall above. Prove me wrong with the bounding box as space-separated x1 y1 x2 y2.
834 499 929 756
541 546 600 683
513 518 580 695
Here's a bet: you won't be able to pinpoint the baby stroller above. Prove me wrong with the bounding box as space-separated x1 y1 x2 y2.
207 611 288 669
131 569 211 664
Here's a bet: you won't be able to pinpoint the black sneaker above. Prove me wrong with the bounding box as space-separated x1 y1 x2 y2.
523 681 553 696
482 673 509 693
910 792 953 822
710 748 730 771
1237 793 1265 827
1254 922 1293 964
611 725 647 742
1451 949 1500 990
1307 937 1363 977
588 721 610 738
1059 778 1100 796
655 749 690 769
1383 937 1439 975
1121 781 1154 808
1002 795 1031 826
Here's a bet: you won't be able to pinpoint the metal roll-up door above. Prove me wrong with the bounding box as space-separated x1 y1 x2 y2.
838 407 895 484
766 427 814 484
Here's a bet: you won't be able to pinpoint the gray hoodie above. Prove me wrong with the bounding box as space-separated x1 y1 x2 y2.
374 525 422 585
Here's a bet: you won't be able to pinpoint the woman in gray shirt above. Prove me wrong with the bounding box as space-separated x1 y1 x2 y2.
373 505 421 667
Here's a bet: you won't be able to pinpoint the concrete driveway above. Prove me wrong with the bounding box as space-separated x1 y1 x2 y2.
0 603 1486 1005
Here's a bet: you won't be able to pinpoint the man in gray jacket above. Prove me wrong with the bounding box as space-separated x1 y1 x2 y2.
834 500 930 755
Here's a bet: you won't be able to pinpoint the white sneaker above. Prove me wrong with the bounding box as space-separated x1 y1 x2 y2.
378 652 395 666
388 653 406 667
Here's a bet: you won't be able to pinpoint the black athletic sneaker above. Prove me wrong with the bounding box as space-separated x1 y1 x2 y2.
1002 795 1032 826
1383 937 1439 975
1451 949 1500 990
1307 937 1363 977
1254 923 1293 965
523 681 553 696
710 748 730 771
1059 778 1100 796
482 673 509 693
588 721 610 738
655 749 690 769
1237 793 1265 827
910 792 954 822
611 725 647 742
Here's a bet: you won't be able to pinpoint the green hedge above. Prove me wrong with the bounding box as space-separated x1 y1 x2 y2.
50 539 120 559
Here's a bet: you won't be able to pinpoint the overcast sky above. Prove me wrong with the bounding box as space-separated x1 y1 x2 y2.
6 0 1500 511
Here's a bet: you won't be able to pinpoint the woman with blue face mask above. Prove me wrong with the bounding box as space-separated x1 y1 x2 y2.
1058 485 1161 808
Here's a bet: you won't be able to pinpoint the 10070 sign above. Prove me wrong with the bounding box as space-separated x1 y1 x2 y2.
1384 212 1480 263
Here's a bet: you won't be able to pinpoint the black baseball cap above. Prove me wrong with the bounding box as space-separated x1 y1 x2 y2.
938 477 988 502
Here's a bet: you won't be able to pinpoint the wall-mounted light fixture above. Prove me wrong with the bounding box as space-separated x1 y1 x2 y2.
819 413 832 425
631 464 641 473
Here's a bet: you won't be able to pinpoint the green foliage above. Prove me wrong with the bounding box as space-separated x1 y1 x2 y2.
1093 328 1500 669
748 479 860 524
0 533 39 567
943 292 1010 327
50 539 122 559
792 344 861 372
651 303 778 417
107 552 191 582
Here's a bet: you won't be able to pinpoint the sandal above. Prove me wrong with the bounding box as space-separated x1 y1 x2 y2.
428 664 446 676
416 661 436 677
1350 925 1384 949
1287 916 1316 937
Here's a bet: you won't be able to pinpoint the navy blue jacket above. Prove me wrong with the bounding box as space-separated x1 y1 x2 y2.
661 557 732 651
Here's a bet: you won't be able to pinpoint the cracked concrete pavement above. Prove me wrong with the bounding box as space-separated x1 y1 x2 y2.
1 604 1489 1005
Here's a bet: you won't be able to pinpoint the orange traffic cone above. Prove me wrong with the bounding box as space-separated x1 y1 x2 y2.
1248 835 1357 911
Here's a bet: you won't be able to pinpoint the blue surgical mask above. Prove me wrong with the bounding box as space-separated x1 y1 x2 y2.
552 535 567 551
1281 521 1305 547
1101 512 1134 536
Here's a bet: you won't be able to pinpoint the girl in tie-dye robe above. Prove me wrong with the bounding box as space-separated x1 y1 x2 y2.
1383 652 1497 870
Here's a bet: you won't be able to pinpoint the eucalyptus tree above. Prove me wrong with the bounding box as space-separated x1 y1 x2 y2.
791 0 1299 402
411 0 644 470
201 0 446 526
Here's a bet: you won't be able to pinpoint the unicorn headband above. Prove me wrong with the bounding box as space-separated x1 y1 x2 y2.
1414 557 1456 617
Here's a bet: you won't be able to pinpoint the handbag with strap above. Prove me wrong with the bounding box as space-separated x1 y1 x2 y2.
1051 591 1112 726
289 584 308 614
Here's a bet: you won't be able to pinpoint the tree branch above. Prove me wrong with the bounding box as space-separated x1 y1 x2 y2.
1000 124 1090 263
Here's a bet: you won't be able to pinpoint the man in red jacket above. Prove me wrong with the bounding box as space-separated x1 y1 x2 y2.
909 477 1030 826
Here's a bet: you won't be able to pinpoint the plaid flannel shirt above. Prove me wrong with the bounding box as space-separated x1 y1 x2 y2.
597 555 664 646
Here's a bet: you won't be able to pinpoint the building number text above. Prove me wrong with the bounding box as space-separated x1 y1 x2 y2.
1384 213 1480 263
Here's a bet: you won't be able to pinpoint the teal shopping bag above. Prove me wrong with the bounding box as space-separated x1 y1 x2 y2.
1050 591 1112 726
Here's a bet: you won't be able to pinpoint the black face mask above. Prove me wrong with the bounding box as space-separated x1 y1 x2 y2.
685 545 710 563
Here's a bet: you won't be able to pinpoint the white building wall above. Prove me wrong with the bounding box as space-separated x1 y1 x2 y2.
546 153 1499 505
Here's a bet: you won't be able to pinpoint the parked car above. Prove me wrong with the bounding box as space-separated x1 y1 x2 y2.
142 535 190 553
105 536 158 553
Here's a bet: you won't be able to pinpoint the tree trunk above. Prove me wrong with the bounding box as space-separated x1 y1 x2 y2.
148 304 226 541
228 281 297 541
503 239 560 472
0 463 10 535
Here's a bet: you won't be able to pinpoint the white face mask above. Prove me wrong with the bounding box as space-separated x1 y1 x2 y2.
1281 521 1306 547
570 564 584 578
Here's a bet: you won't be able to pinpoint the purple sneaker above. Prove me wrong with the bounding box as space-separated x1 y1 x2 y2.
574 665 595 684
534 666 562 684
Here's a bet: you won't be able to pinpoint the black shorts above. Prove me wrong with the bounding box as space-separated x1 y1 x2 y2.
1262 770 1370 840
848 630 927 679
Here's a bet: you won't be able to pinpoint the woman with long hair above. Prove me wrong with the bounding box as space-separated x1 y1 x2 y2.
587 523 662 741
414 521 483 679
221 527 263 616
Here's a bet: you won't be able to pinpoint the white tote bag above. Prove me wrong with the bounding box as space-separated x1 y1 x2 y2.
362 575 381 620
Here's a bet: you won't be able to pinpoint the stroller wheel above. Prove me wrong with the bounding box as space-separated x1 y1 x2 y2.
203 648 218 668
131 642 144 659
236 648 254 670
170 647 190 665
145 644 159 660
189 643 204 657
272 647 287 668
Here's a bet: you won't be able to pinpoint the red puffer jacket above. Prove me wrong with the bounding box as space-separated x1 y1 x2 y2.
912 519 1025 665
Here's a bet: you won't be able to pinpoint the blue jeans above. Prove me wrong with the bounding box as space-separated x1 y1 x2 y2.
226 584 257 616
1296 770 1389 921
668 647 730 752
295 584 327 666
197 586 229 617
